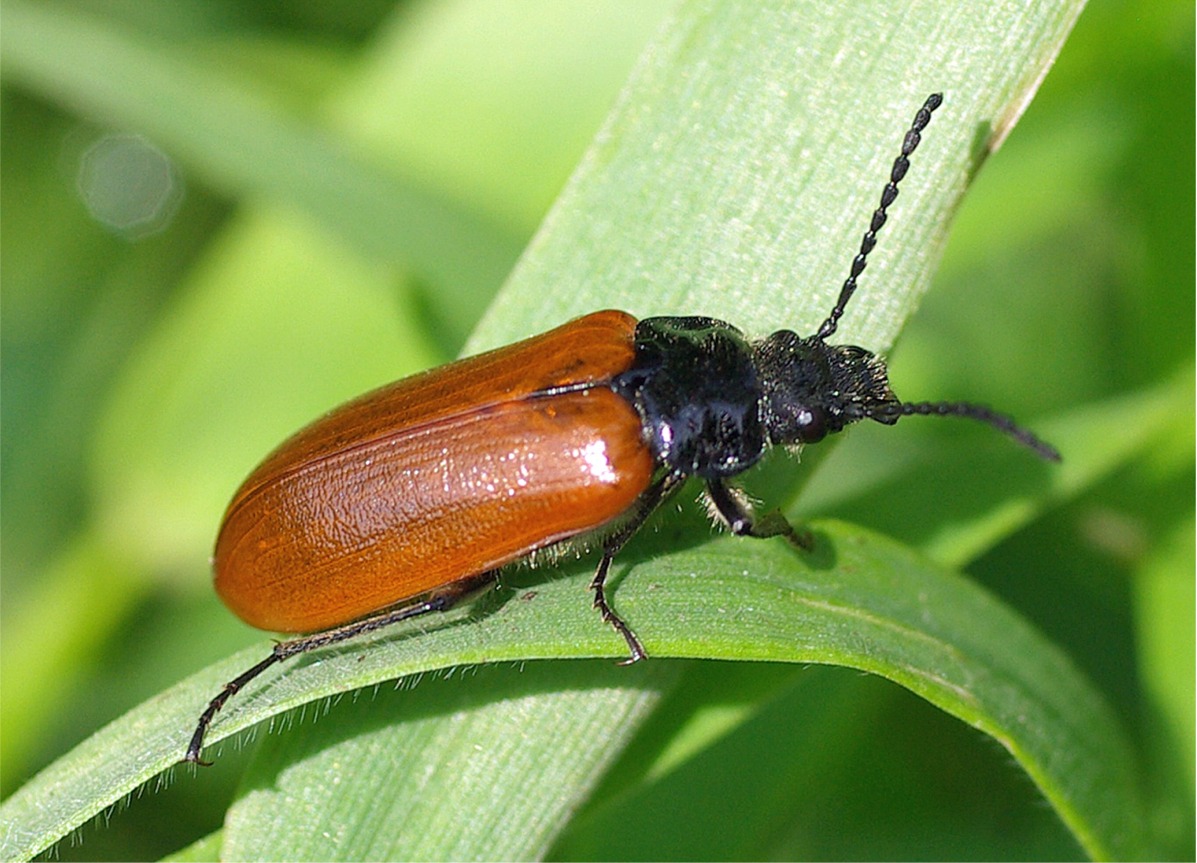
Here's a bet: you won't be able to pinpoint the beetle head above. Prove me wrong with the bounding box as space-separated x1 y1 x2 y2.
769 92 1058 462
754 330 901 447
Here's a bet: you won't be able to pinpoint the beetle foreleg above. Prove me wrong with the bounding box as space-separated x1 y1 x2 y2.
705 478 813 550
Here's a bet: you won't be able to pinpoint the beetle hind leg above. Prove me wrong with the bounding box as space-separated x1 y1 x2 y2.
185 570 498 765
271 570 498 662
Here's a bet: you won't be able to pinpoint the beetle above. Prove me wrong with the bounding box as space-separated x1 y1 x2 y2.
185 93 1058 764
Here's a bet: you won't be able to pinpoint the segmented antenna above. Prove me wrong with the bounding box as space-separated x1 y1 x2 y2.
816 92 943 342
899 400 1061 461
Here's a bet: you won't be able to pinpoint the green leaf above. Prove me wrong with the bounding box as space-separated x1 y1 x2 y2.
1134 513 1197 846
0 516 1148 860
0 0 522 293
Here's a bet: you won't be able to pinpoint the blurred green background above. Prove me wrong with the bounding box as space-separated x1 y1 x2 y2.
2 1 1192 860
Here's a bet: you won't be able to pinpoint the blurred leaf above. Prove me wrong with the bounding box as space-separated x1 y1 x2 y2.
329 0 677 232
1135 515 1197 847
91 209 438 575
0 0 522 293
801 367 1192 567
552 667 1081 860
164 829 223 863
0 535 139 782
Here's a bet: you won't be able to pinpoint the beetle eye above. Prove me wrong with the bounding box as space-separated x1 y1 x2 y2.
795 406 827 443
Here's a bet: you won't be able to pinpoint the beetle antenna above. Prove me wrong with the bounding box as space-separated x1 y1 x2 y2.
816 92 944 342
892 400 1061 461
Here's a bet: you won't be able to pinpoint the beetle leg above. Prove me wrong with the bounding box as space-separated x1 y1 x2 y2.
185 570 497 765
271 571 496 662
591 552 645 665
590 472 684 664
705 478 813 550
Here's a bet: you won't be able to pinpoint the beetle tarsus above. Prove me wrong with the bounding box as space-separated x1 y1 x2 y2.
751 511 814 550
706 479 812 549
185 652 284 765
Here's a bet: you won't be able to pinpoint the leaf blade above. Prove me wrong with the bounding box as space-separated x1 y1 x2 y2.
0 520 1143 860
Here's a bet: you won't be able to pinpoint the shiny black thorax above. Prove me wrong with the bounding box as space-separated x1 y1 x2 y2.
612 316 901 480
612 317 764 478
